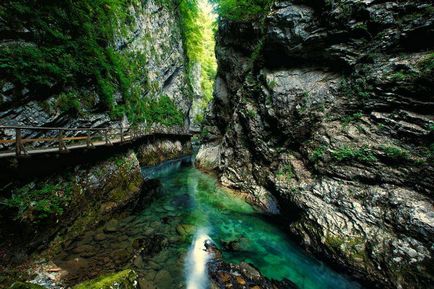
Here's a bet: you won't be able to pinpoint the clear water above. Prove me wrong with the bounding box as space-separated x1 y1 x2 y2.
55 158 363 289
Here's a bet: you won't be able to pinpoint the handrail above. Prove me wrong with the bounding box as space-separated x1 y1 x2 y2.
0 125 129 131
0 124 191 158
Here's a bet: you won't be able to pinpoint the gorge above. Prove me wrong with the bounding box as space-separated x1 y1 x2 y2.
0 1 433 289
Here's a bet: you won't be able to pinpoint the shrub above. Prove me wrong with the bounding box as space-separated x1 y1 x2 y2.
332 145 377 163
310 145 327 162
144 95 184 127
341 112 364 127
246 108 257 118
380 145 410 160
210 0 274 21
56 91 81 114
277 164 294 182
1 183 73 223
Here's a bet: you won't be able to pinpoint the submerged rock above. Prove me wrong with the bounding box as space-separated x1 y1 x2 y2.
176 224 196 239
206 240 298 289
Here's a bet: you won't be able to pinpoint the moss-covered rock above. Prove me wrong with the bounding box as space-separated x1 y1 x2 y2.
73 269 138 289
9 282 45 289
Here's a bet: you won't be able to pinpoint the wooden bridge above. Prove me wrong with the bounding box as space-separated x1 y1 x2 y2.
0 124 191 158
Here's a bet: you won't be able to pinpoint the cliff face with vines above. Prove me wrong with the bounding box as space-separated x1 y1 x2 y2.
198 1 434 288
0 0 191 133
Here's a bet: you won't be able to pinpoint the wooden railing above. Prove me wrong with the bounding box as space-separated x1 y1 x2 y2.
0 124 190 158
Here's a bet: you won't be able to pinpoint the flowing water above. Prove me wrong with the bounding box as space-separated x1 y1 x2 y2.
54 157 362 289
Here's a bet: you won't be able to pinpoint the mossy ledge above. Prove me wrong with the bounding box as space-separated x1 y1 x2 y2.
73 269 138 289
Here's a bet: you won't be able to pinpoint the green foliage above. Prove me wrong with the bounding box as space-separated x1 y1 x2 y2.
339 77 372 100
246 108 257 118
210 0 274 21
179 0 217 111
145 95 184 126
195 113 205 124
390 70 417 81
380 145 410 160
1 182 73 223
332 145 377 163
267 79 278 89
56 91 81 114
310 145 327 162
0 0 137 112
200 128 210 139
418 52 434 77
277 164 294 182
341 112 364 127
114 95 183 126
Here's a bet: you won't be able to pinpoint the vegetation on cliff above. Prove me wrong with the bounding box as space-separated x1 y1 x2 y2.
0 0 187 126
0 0 135 109
179 0 217 124
210 0 273 21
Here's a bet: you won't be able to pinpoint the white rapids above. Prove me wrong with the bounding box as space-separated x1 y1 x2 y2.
185 228 212 289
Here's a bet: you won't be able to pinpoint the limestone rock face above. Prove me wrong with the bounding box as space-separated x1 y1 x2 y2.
199 1 434 288
136 139 192 166
0 0 192 142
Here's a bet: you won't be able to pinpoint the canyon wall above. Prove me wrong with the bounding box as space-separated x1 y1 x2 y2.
0 0 192 134
198 1 434 288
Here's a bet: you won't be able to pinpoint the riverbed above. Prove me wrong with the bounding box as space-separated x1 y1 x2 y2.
53 157 362 289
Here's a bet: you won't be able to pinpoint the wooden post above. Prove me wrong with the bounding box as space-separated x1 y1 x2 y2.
58 130 68 153
120 126 124 143
15 128 22 156
86 130 94 148
105 129 111 145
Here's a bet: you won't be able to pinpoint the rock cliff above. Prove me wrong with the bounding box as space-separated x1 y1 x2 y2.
0 0 192 134
198 1 434 288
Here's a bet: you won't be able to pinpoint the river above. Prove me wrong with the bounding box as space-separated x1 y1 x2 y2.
54 157 362 289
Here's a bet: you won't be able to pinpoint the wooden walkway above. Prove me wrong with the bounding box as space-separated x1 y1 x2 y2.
0 124 191 158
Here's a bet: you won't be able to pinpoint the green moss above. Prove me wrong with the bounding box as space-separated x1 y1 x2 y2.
325 234 366 261
325 234 344 249
277 164 294 182
73 270 138 289
332 145 377 163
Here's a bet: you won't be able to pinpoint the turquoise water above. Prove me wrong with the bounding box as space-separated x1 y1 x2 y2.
146 160 362 289
56 158 362 289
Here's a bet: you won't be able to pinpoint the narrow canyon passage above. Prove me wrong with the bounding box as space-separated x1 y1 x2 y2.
0 0 432 288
